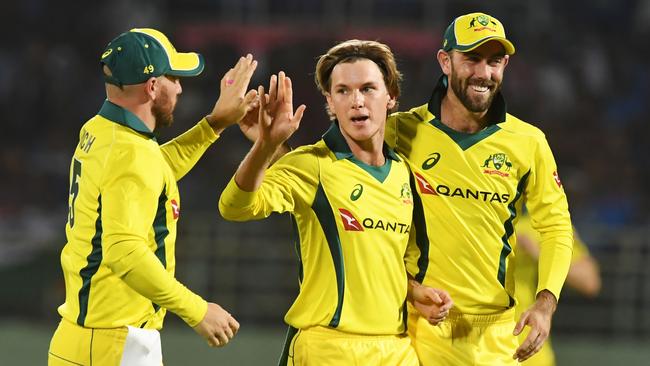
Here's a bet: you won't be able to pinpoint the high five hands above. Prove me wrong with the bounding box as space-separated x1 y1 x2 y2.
255 71 307 150
206 54 259 134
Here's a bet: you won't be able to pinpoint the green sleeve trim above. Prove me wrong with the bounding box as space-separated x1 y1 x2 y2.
151 189 170 313
311 183 345 327
76 197 104 326
498 170 530 305
289 214 304 282
409 173 430 283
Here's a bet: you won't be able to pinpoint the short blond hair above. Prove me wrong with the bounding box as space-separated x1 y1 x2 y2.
315 39 402 103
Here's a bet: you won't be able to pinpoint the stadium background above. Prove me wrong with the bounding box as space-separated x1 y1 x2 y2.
1 0 649 364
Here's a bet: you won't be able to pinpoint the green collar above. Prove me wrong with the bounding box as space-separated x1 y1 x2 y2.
425 75 505 150
322 122 399 183
322 122 400 161
427 75 507 125
98 100 156 139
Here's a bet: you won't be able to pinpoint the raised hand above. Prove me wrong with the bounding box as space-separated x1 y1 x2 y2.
256 71 306 149
193 302 240 348
238 101 262 143
207 54 259 134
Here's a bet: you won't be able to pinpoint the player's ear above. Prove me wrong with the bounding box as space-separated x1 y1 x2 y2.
437 49 452 76
387 97 396 110
144 77 158 100
324 93 337 121
325 92 334 110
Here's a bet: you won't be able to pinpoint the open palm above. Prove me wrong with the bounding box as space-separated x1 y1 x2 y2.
258 71 306 148
208 54 259 130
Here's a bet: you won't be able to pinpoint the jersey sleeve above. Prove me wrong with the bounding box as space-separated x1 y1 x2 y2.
219 146 319 221
160 118 219 181
524 136 573 301
101 144 207 327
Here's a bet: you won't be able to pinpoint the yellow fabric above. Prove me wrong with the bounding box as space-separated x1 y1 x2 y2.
407 305 519 366
514 214 590 366
220 126 414 335
449 13 515 54
57 101 215 330
285 326 418 366
132 28 202 72
386 103 573 315
49 318 129 366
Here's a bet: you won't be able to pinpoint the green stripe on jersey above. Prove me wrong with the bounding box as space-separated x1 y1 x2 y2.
77 197 103 326
153 190 169 267
410 173 430 283
498 170 530 287
311 183 345 327
290 214 304 282
152 189 170 313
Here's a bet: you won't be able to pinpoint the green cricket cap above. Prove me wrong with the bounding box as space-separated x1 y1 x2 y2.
100 28 204 86
442 12 515 55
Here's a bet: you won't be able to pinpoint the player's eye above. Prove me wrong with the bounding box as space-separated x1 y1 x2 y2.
489 57 504 66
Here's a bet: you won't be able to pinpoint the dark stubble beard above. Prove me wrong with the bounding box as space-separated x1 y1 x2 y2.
449 64 500 113
152 91 176 129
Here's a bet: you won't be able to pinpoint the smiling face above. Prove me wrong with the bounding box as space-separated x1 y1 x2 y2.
325 58 396 146
442 41 509 113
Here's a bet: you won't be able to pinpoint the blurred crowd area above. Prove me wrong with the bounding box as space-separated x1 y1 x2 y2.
1 0 649 314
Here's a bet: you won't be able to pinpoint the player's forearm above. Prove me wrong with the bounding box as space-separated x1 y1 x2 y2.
160 118 219 180
269 142 291 165
108 244 208 327
234 139 281 192
406 278 419 303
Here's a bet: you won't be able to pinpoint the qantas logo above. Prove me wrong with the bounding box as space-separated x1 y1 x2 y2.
412 172 511 203
414 172 437 195
338 208 364 231
434 184 510 203
170 199 180 220
338 208 411 233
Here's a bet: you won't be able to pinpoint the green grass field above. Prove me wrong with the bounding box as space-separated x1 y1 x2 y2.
2 319 649 365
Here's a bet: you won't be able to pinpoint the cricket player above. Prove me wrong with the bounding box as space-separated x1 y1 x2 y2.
385 12 574 365
48 28 259 365
219 40 452 366
514 212 601 366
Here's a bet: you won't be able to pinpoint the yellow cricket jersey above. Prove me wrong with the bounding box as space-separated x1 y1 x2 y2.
220 123 415 335
58 100 216 329
386 76 573 314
